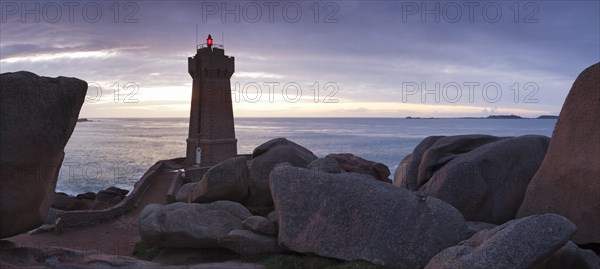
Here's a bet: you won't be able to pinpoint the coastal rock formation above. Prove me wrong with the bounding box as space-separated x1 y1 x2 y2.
51 187 130 211
517 63 600 244
395 135 503 190
425 214 576 269
394 135 444 190
95 186 128 204
188 156 249 203
218 229 282 256
270 164 468 268
395 135 549 224
139 201 252 248
307 157 342 173
326 153 391 182
245 138 317 210
242 216 277 236
0 71 87 238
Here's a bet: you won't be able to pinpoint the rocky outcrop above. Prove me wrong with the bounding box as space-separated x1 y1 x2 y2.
0 71 87 238
307 157 342 173
242 216 277 236
395 135 503 190
219 229 282 256
245 138 317 210
51 187 129 211
270 165 468 268
188 156 249 203
517 63 600 244
139 201 252 248
326 153 391 182
95 187 128 204
394 135 444 190
395 135 549 224
425 214 576 269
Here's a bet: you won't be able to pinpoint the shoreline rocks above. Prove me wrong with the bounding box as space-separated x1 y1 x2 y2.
326 153 391 183
51 187 130 211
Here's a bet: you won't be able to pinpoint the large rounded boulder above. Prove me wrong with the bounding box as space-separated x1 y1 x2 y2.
270 165 468 268
139 201 252 248
0 71 86 238
395 135 549 224
188 156 250 203
517 62 600 244
244 138 317 210
425 214 577 269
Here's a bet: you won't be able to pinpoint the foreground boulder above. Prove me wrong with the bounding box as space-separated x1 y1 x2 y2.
395 135 549 224
0 71 87 238
139 201 252 248
517 63 600 244
270 165 468 268
245 138 317 210
326 153 391 182
425 214 576 269
188 156 249 203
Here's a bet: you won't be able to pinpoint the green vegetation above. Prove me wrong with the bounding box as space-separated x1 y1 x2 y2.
131 241 163 261
132 243 391 268
244 253 386 269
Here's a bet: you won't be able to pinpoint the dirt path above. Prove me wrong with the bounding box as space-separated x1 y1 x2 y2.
8 170 175 256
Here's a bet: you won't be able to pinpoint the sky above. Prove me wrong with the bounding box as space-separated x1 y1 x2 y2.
1 0 598 118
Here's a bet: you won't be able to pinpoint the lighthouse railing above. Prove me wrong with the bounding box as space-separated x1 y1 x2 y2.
197 43 224 49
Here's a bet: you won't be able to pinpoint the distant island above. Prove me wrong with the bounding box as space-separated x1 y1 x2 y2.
486 114 522 119
77 118 91 122
537 115 559 119
405 114 559 119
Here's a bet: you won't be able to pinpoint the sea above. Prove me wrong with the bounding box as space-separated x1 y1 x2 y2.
56 118 557 195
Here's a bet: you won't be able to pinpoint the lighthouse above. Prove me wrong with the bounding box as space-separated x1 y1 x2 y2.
186 34 237 168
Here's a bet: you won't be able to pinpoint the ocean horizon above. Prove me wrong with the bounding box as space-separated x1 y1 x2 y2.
57 117 557 195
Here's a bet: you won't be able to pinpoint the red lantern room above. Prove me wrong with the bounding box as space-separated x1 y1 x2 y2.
207 34 213 48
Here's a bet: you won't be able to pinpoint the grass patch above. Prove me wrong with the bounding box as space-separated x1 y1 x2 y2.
244 253 386 269
131 241 163 261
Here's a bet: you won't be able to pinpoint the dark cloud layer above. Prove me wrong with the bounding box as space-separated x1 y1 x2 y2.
1 1 598 117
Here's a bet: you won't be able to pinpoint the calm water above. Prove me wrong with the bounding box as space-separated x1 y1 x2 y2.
56 118 557 195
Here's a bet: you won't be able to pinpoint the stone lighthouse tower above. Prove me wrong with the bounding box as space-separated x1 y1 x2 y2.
186 34 237 167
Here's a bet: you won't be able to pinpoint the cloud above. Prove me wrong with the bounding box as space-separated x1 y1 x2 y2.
1 1 598 118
